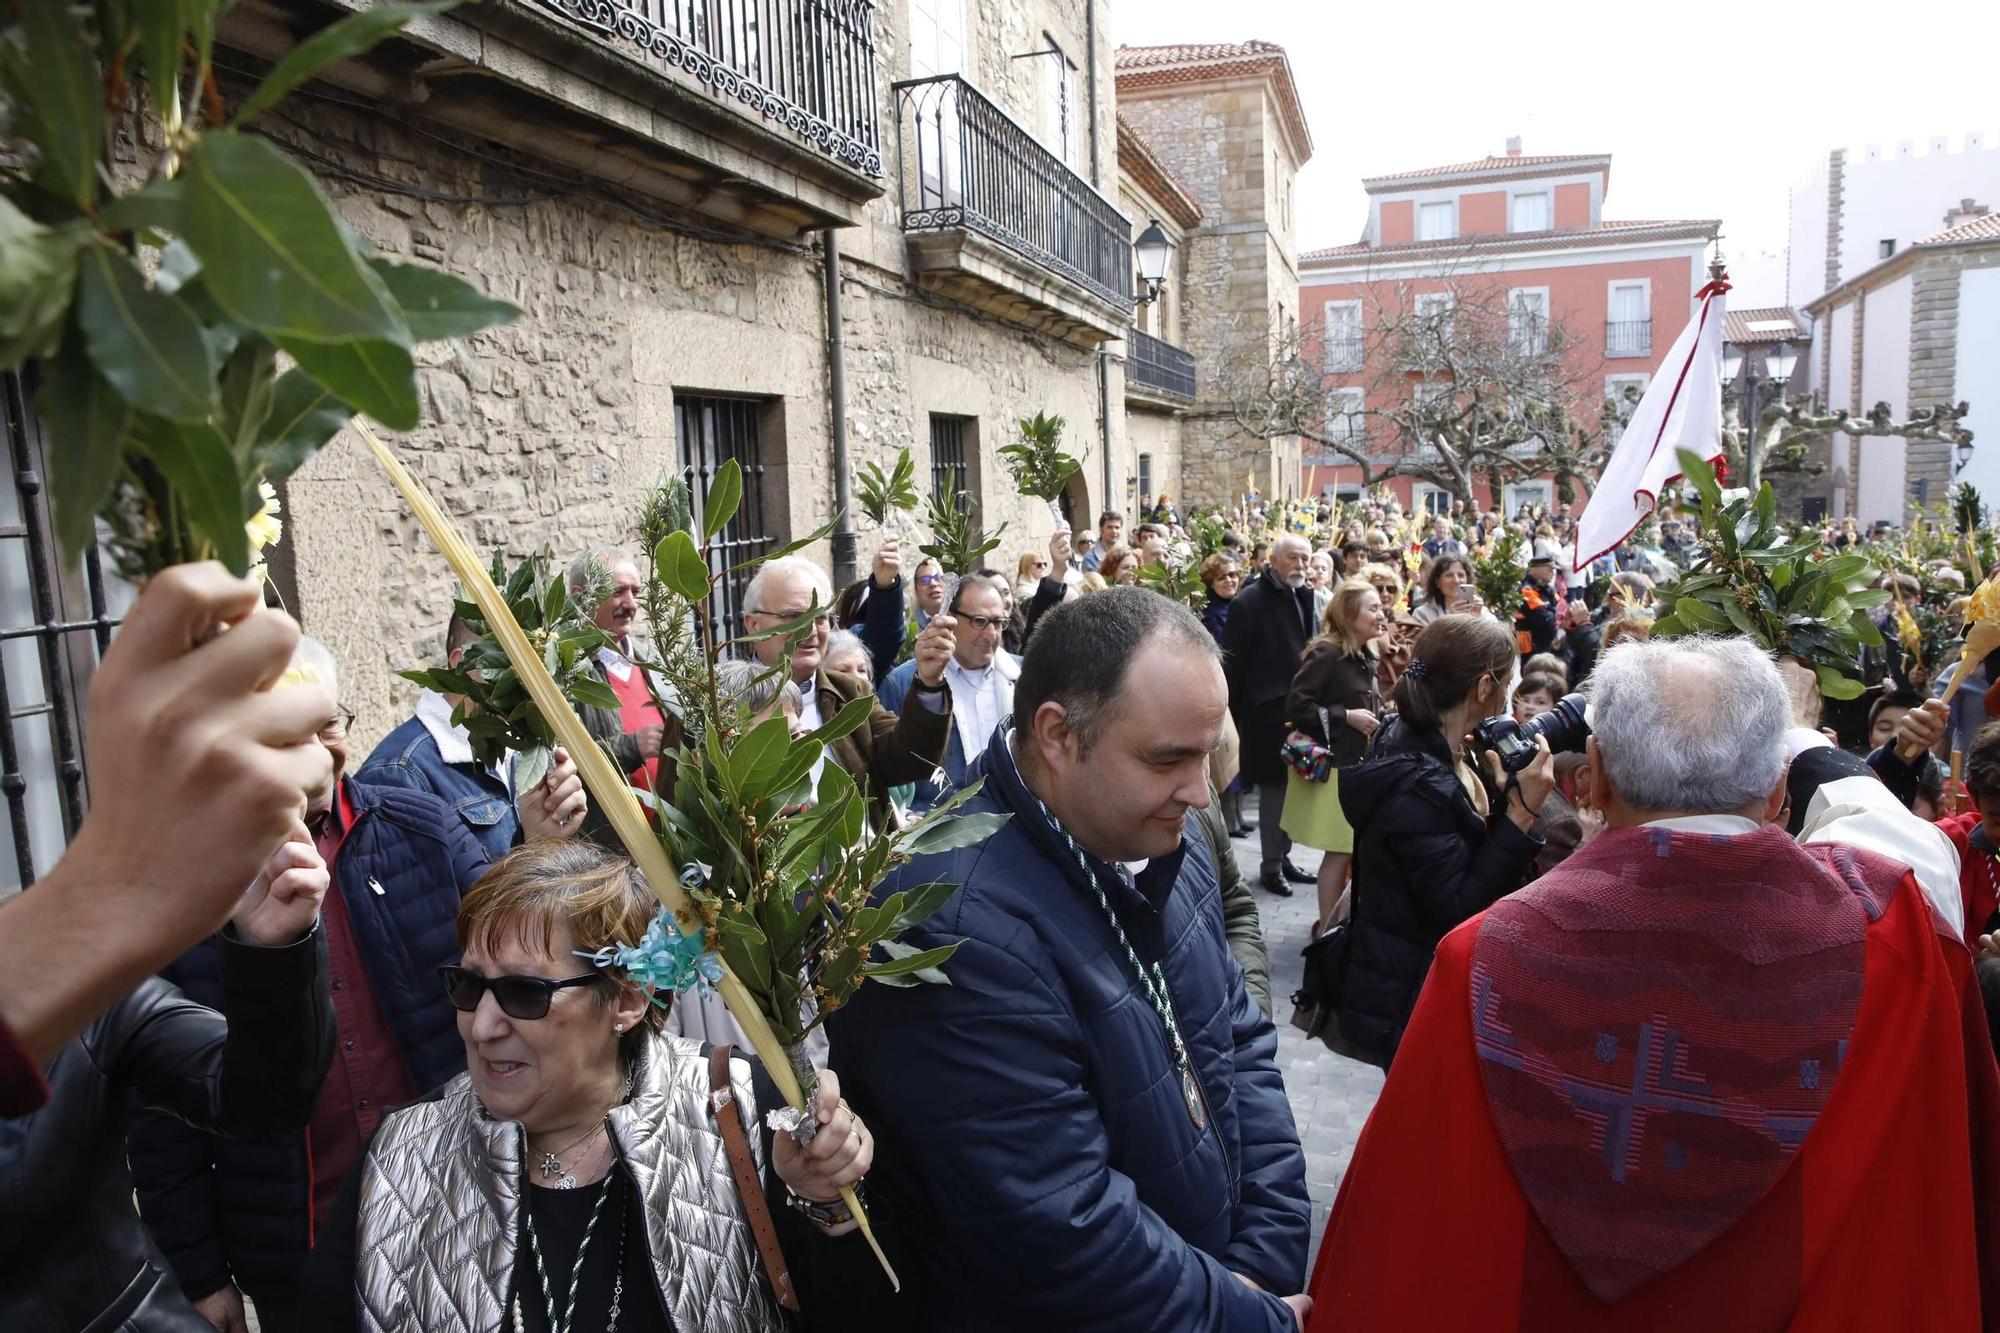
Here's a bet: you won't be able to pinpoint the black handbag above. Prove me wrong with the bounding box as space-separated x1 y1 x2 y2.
1290 878 1373 1061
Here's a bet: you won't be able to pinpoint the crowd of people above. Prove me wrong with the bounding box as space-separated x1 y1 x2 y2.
5 472 2000 1331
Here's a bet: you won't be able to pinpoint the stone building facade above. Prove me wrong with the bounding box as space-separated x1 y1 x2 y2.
1114 42 1313 509
205 0 1141 751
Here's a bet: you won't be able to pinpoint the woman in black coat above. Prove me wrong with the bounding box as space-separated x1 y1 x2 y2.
1284 578 1386 928
1332 613 1555 1068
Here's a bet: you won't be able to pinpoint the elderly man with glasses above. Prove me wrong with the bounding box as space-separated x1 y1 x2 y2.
880 571 1021 814
126 637 496 1331
742 555 954 831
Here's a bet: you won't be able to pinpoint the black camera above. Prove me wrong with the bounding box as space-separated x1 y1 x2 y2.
1473 692 1591 774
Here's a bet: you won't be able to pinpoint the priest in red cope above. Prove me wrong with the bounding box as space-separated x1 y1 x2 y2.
1307 637 2000 1331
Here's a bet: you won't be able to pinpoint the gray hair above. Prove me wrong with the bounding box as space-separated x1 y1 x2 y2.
713 656 804 718
1588 636 1787 814
1273 533 1312 559
567 547 633 596
823 628 868 664
742 555 832 616
290 635 340 702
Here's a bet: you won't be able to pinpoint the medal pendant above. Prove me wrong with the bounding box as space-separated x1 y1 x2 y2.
1181 1065 1206 1130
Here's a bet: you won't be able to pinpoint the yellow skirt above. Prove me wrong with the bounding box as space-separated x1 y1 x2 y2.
1280 767 1352 853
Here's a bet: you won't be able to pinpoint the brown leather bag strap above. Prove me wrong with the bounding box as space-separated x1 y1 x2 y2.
709 1043 801 1313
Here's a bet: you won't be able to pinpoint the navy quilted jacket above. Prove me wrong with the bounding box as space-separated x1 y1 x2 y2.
827 737 1310 1331
125 777 490 1301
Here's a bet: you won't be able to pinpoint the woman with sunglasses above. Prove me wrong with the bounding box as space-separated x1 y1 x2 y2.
1307 614 1553 1070
299 839 887 1331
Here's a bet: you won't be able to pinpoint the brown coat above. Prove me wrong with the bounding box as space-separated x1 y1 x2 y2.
1286 639 1381 766
815 667 952 830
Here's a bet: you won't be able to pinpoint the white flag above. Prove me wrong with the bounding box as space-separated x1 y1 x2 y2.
1572 279 1729 569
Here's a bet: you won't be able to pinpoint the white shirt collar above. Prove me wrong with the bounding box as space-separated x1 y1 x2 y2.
1644 814 1762 836
414 689 478 767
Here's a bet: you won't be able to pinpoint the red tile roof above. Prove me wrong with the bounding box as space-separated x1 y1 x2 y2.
1114 42 1312 162
1918 212 2000 245
1722 306 1808 345
1362 153 1611 195
1115 115 1203 229
1301 218 1719 267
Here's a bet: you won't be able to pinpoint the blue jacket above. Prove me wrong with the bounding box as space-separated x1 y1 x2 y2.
844 573 910 684
827 738 1310 1330
876 654 1018 813
356 710 517 862
126 777 490 1301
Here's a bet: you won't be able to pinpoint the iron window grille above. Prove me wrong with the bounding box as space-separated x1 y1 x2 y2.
675 393 776 644
928 414 971 514
1126 327 1196 399
1 370 125 889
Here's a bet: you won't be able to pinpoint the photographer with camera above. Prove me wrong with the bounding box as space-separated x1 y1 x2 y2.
1318 614 1554 1069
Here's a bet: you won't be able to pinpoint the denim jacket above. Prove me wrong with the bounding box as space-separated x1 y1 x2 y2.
355 694 516 862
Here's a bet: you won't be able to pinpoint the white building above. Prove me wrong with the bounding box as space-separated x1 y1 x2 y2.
1784 133 2000 520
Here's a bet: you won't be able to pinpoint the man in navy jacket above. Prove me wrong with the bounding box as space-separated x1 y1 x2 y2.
830 588 1312 1331
126 640 491 1330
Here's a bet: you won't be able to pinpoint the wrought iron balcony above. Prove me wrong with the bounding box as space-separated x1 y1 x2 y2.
1127 327 1196 400
1322 332 1365 373
893 73 1133 342
533 0 883 175
1606 319 1653 357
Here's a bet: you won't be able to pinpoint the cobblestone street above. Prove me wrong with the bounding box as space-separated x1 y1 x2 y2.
1230 806 1385 1254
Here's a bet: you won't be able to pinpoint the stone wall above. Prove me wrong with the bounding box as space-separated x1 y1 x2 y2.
275 91 1115 755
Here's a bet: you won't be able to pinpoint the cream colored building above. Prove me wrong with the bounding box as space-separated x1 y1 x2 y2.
1114 42 1313 509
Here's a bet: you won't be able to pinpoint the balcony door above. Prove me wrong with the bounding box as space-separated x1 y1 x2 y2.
908 0 964 209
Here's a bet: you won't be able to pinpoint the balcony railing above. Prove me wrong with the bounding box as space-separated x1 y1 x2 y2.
1127 327 1196 398
1322 332 1365 372
1606 319 1653 357
893 74 1132 309
533 0 882 175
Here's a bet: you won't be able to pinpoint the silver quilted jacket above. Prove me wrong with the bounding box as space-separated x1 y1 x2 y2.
352 1031 786 1332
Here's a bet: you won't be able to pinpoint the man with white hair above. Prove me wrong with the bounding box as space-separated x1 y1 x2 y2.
569 548 671 800
1308 637 2000 1327
1219 533 1318 896
743 554 954 830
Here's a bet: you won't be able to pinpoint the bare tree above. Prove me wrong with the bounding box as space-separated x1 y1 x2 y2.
1220 259 1609 509
1726 397 1974 490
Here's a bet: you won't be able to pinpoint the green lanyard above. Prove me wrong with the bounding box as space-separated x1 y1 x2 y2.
1028 783 1208 1131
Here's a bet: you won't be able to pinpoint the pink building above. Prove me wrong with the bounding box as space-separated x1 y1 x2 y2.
1299 143 1718 513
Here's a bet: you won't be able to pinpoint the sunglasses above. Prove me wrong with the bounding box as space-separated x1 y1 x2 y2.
440 965 602 1020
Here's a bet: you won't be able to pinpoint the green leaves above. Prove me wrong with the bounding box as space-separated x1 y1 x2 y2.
997 410 1080 501
232 2 460 128
0 200 86 368
261 369 354 480
1655 451 1883 697
275 333 419 429
920 491 1006 576
864 939 959 987
77 247 216 423
183 133 411 345
370 259 521 341
703 458 744 540
132 416 253 576
856 448 920 528
39 345 131 558
655 530 712 601
0 0 100 210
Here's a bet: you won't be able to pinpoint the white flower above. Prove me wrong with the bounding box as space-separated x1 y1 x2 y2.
246 481 283 574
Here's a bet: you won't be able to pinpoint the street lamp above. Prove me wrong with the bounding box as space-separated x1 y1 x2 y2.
1133 219 1175 306
1957 435 1976 475
1722 339 1794 429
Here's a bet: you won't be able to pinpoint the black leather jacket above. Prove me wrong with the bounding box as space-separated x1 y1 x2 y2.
0 925 332 1332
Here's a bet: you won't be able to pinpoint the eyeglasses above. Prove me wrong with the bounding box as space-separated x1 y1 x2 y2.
440 965 601 1020
1032 560 1050 570
916 574 943 587
957 612 1007 632
755 608 831 627
320 707 357 743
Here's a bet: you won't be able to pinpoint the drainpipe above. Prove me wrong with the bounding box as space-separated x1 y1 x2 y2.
1098 345 1114 514
824 228 857 589
1084 0 1101 188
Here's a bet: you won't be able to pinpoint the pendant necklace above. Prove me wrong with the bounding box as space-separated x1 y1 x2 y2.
534 1122 603 1190
1029 778 1208 1132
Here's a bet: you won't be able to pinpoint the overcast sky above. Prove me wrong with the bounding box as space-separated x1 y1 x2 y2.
1114 0 2000 306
